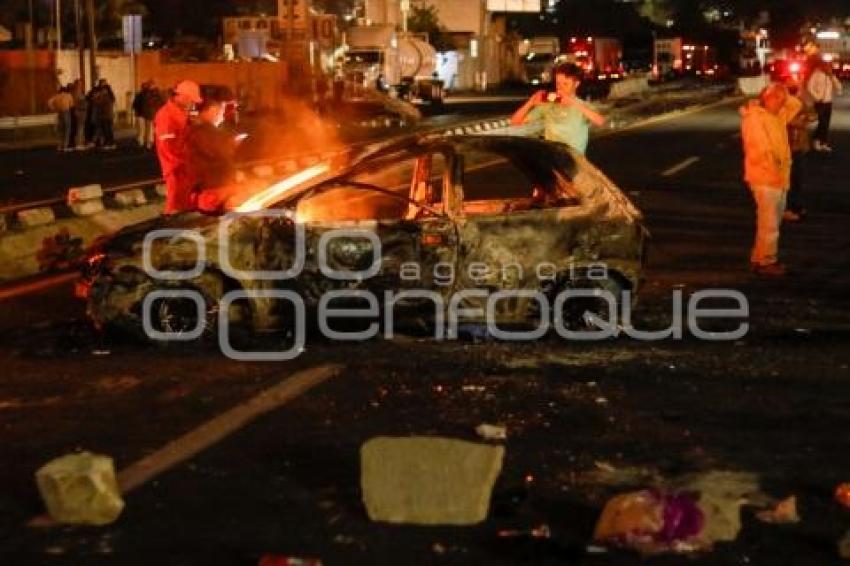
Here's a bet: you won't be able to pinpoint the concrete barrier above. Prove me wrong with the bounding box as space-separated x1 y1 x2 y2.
17 207 56 228
114 189 147 207
67 184 103 205
609 77 650 100
67 184 105 217
70 200 105 216
738 75 770 96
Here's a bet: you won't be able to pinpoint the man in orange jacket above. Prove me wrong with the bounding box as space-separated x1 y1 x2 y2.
740 83 802 276
154 80 203 215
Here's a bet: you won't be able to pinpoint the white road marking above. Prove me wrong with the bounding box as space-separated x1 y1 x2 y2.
661 156 701 177
28 363 343 528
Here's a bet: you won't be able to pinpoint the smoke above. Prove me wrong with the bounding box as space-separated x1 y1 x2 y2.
235 95 344 163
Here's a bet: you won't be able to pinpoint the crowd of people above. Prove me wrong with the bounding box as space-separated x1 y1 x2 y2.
47 78 118 151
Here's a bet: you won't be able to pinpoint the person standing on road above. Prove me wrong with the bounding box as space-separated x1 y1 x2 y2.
511 63 606 155
807 59 843 152
71 79 87 149
185 99 243 214
47 85 75 151
154 80 202 215
133 80 163 149
91 79 117 149
740 83 802 277
785 84 816 222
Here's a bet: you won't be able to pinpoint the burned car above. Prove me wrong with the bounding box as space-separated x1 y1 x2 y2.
79 134 647 342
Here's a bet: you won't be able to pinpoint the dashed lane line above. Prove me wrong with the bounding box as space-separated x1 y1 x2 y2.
661 156 701 177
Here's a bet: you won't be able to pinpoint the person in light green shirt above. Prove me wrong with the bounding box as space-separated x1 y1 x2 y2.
511 63 606 155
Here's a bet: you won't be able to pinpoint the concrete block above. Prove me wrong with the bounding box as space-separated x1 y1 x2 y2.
154 183 168 198
16 207 56 228
361 436 504 525
35 452 124 526
70 199 105 216
114 189 147 207
67 184 103 205
252 165 275 178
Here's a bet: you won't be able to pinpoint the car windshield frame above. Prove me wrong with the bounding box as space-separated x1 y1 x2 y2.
275 146 449 220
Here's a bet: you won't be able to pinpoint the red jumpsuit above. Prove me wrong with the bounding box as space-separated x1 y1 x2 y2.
154 100 196 214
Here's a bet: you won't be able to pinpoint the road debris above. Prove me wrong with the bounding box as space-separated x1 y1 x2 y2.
35 452 124 526
755 496 800 524
593 489 706 555
361 436 504 525
674 470 763 545
475 423 507 441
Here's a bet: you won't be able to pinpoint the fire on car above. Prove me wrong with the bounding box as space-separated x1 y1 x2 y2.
78 134 648 341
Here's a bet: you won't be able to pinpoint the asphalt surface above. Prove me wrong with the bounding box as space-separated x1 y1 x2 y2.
1 95 850 564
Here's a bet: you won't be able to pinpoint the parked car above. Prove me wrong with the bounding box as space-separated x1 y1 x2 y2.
78 134 647 340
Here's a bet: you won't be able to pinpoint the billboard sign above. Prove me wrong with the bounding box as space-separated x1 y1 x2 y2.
122 14 142 54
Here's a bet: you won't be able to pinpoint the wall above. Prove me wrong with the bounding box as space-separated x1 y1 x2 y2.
2 49 292 117
56 50 136 115
0 50 58 116
136 52 291 113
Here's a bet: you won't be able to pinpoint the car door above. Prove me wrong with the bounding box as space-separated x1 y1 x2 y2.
449 143 584 324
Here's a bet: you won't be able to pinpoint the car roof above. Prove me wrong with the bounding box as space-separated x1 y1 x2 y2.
346 133 579 177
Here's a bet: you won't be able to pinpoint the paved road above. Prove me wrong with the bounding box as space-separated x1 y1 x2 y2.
1 97 850 563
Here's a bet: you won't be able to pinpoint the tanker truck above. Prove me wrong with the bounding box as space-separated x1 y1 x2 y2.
341 25 444 104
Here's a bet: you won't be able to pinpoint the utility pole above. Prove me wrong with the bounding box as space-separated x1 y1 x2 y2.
27 0 37 113
56 0 62 51
75 0 86 90
86 0 98 84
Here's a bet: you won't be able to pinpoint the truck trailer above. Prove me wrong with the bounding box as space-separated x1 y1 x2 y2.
342 25 444 104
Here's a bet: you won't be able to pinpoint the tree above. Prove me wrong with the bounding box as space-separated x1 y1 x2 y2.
640 0 674 26
406 4 453 53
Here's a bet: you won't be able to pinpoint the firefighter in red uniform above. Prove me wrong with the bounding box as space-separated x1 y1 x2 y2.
154 80 202 214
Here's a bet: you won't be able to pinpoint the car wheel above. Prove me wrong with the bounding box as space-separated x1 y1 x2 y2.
144 283 221 344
